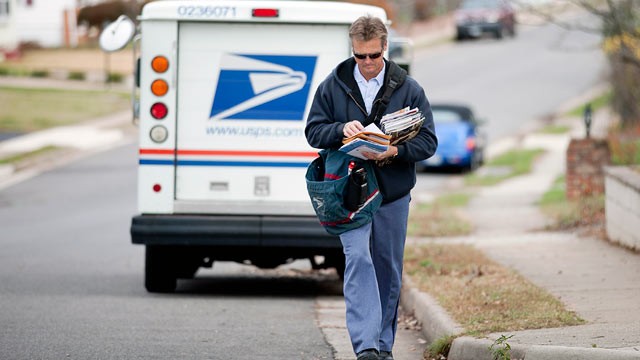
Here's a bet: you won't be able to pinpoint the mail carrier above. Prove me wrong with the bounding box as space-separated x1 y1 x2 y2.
123 0 388 292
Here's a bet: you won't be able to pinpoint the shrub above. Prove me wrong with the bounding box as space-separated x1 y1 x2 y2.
67 71 86 81
30 70 49 78
107 72 124 83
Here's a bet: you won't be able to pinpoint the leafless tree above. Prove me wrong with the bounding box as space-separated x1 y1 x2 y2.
515 0 639 127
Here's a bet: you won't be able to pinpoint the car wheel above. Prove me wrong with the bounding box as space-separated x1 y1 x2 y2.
455 31 466 41
145 246 177 293
494 26 504 39
465 151 481 172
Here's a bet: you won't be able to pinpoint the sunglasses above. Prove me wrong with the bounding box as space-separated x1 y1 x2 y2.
353 51 383 60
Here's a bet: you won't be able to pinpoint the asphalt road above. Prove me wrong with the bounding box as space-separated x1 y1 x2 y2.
0 144 338 359
0 14 608 360
413 15 606 193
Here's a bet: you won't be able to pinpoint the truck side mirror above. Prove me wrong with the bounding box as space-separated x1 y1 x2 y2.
99 15 135 52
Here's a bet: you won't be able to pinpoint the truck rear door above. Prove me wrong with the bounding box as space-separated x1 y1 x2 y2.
173 22 349 216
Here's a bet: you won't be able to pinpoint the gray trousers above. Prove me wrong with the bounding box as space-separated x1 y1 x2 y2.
339 193 411 354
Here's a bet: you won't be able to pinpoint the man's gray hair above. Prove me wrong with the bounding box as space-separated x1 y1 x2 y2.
349 15 387 47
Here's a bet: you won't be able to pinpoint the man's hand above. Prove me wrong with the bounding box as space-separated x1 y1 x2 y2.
362 145 398 161
343 120 364 138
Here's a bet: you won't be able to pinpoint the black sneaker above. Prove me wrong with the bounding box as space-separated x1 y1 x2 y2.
356 349 379 360
379 350 394 360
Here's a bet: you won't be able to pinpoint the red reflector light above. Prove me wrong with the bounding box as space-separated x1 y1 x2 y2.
150 102 168 119
466 137 476 151
153 184 162 192
252 8 279 17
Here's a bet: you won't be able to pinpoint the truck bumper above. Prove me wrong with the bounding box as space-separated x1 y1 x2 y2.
130 214 340 248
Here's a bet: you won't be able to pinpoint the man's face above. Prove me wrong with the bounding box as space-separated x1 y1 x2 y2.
352 38 386 81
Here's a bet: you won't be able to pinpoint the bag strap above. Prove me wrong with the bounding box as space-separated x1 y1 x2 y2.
362 63 407 127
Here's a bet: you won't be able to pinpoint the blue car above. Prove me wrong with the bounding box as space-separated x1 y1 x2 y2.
422 104 487 172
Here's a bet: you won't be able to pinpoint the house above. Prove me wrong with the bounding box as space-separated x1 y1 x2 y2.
14 0 80 48
0 0 18 59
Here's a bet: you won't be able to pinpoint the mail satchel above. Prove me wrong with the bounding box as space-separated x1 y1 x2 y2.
305 149 382 236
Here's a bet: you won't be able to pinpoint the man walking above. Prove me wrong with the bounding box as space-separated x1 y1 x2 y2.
305 15 437 360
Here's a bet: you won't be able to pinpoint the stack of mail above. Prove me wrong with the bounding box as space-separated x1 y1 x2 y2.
339 123 391 160
380 107 424 145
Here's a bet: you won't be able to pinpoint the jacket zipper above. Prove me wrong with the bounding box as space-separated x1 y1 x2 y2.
348 92 368 118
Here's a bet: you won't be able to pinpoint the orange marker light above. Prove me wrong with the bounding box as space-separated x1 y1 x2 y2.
151 79 168 96
151 56 169 73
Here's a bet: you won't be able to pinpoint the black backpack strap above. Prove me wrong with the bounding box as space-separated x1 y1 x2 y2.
362 63 407 127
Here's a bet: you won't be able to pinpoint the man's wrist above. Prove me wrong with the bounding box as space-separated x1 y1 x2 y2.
391 146 399 158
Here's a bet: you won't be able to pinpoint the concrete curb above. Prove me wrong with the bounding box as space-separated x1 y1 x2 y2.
401 284 640 360
400 276 464 344
448 336 640 360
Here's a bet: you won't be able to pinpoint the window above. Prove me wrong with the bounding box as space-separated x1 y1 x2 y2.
0 0 10 21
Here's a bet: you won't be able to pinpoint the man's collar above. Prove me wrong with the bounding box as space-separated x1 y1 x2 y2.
353 61 386 85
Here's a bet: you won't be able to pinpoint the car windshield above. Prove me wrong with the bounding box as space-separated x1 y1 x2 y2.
432 109 463 123
461 0 500 10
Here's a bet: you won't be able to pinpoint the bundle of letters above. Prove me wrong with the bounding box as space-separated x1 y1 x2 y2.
339 107 424 160
339 123 391 160
380 106 425 145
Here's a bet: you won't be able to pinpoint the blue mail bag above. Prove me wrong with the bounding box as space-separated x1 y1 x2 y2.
305 149 383 236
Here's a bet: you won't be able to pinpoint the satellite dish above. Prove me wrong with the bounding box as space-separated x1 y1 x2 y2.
99 15 135 52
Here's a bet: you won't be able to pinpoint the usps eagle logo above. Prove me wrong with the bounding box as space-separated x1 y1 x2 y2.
210 54 317 121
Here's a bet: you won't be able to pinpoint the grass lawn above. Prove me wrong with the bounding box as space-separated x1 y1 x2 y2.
408 192 473 237
0 86 130 133
405 243 584 338
465 148 545 186
538 175 605 232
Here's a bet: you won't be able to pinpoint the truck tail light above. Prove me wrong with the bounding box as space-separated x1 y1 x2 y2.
252 8 279 17
150 102 168 119
151 79 168 96
151 56 169 73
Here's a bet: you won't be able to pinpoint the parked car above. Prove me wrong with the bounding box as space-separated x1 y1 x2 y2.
454 0 516 40
422 104 487 172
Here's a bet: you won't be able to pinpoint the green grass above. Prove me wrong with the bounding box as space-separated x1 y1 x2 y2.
565 90 612 118
425 334 455 359
0 66 31 77
0 86 129 132
539 175 566 206
465 148 545 186
408 192 473 237
539 175 605 230
0 146 60 165
538 124 570 134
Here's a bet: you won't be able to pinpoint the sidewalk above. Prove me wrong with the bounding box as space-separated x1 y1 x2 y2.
402 105 640 359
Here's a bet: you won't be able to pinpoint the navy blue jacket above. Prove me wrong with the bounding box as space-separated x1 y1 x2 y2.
305 58 438 203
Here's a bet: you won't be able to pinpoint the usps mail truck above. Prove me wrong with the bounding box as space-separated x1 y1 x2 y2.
118 0 388 292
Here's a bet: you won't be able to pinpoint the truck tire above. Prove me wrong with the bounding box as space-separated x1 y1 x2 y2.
145 246 177 293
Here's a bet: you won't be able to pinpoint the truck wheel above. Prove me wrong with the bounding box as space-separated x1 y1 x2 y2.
335 262 345 281
145 246 177 293
325 253 345 281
